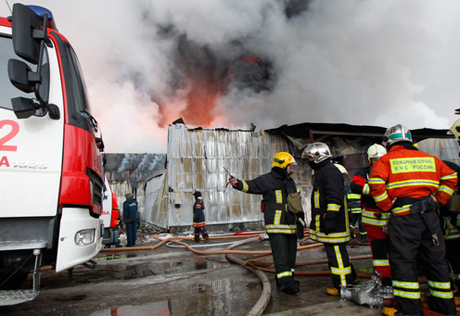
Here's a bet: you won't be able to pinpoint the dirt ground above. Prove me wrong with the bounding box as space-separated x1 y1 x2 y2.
0 233 387 316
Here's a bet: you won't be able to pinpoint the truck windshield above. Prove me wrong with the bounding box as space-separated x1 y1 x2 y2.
0 35 32 111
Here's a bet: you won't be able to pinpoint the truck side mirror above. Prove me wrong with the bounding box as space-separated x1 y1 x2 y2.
11 3 42 64
8 59 39 93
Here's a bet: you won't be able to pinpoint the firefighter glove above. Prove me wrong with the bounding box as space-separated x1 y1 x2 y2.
296 217 306 239
322 212 336 235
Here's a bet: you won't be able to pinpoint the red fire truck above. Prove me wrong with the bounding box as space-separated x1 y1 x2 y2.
0 4 104 305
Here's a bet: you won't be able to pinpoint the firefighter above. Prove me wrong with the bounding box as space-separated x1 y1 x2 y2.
440 160 460 294
229 152 306 295
350 143 391 287
123 193 138 247
192 191 209 242
302 142 357 296
369 124 457 316
346 187 367 242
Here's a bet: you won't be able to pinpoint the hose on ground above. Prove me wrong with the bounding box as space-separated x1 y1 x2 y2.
225 237 271 316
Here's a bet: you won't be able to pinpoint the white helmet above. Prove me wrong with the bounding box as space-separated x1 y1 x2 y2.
382 124 412 149
302 142 332 163
449 118 460 144
367 144 387 163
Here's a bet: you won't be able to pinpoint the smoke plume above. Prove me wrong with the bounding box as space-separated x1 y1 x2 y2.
2 0 459 153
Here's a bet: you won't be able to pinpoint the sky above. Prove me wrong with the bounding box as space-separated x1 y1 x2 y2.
2 0 460 153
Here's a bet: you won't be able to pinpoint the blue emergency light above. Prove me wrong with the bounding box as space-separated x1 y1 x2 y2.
27 5 53 21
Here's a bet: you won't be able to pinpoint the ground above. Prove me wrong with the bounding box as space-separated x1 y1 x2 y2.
0 233 388 316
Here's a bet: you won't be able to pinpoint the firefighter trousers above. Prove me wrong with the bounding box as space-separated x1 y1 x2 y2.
388 211 456 316
323 242 357 289
364 224 391 283
268 233 298 289
194 226 208 241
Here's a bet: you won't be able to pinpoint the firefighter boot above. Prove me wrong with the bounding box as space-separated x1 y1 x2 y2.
326 287 340 296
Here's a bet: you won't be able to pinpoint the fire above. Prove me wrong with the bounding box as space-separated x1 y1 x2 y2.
157 78 222 128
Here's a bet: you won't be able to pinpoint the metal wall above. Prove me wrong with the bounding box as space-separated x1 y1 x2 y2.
148 123 298 230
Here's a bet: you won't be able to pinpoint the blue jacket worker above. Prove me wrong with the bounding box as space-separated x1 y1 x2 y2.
123 193 138 247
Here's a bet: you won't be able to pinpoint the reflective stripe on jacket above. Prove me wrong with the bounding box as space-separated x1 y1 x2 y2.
235 168 301 234
351 166 389 226
369 144 457 215
193 198 206 227
309 160 351 243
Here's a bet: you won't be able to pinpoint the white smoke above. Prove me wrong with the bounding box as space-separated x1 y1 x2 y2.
2 0 459 153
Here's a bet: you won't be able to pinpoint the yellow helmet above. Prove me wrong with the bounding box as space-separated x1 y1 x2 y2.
272 152 296 169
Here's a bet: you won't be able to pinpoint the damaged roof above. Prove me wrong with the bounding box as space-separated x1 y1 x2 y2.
267 122 452 144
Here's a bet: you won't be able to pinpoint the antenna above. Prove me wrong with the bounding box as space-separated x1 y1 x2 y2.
5 0 12 14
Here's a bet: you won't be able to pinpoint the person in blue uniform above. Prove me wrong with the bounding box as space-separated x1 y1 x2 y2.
193 191 209 242
123 193 138 247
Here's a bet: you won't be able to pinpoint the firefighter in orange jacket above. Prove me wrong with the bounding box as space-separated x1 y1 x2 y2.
369 124 457 316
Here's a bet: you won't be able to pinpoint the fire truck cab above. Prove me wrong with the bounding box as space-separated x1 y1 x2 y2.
0 4 104 305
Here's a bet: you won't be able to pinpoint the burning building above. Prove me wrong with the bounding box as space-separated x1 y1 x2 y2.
142 121 457 233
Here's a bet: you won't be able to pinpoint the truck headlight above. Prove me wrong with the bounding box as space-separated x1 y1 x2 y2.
75 229 95 246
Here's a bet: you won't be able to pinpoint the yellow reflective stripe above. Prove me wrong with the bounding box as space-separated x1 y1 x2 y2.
266 224 297 234
369 178 385 184
274 210 282 225
429 290 453 299
241 180 249 192
428 280 452 289
393 280 419 289
390 157 436 174
386 179 439 190
391 205 411 215
373 259 390 267
309 230 351 243
374 191 388 202
330 266 352 274
393 289 421 299
438 185 455 196
291 268 295 273
362 183 370 195
328 203 340 212
298 218 306 226
362 217 386 226
347 193 361 199
275 190 283 203
277 271 292 279
314 189 320 208
440 173 457 181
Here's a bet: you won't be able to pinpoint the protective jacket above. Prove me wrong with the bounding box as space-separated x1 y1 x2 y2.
369 144 457 215
369 143 458 315
234 167 303 234
350 166 390 227
123 197 138 222
193 198 206 227
309 159 351 243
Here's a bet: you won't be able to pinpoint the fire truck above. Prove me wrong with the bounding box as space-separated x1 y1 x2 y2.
101 176 120 247
0 4 104 305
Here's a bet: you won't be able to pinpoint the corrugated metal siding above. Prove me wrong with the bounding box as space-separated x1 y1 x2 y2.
416 138 460 165
144 174 166 225
161 124 295 229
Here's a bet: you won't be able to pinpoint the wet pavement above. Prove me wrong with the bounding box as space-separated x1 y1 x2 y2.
0 234 385 316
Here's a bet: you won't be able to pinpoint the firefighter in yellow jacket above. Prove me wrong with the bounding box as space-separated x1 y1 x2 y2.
369 124 457 316
229 152 306 295
303 142 357 296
